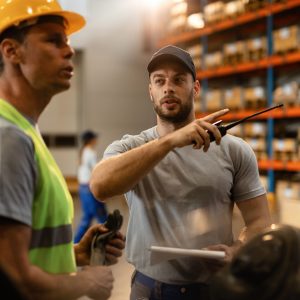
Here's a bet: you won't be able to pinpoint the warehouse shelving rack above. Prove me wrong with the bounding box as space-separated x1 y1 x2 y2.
158 0 300 194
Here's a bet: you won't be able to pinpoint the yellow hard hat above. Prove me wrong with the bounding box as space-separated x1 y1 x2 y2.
0 0 86 35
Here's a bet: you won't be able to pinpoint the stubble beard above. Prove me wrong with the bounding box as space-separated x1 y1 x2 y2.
153 89 194 124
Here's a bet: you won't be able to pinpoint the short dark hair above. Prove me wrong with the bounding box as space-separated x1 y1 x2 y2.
0 15 65 74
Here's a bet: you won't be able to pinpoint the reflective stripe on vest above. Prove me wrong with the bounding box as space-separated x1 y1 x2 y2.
0 99 76 274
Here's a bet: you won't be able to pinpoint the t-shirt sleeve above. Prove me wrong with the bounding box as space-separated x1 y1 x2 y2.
103 134 138 159
230 139 266 202
0 127 37 225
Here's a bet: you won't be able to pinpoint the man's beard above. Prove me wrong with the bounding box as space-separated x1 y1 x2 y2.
153 90 194 124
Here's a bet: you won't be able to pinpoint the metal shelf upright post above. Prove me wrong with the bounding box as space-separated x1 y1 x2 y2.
200 0 208 112
266 4 275 193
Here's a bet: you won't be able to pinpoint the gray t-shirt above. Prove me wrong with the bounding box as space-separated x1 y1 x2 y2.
103 126 265 284
0 117 37 226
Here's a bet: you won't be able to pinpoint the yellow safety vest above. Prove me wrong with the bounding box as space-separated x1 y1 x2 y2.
0 99 76 273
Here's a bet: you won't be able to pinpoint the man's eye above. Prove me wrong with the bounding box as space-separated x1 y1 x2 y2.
47 36 67 47
155 79 164 85
175 78 184 84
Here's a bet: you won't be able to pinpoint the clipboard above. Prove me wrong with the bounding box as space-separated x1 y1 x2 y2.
149 245 226 265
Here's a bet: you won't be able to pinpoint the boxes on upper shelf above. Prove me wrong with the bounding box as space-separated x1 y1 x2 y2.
273 25 300 54
224 0 246 18
203 1 225 24
167 0 188 34
244 0 267 12
186 43 202 70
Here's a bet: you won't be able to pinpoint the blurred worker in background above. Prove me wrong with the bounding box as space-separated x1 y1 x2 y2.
90 45 271 300
0 1 124 299
74 130 108 243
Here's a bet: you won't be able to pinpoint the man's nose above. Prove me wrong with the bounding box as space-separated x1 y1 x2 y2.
163 80 175 94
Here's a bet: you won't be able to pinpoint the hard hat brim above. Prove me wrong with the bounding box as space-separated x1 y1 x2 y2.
1 10 86 36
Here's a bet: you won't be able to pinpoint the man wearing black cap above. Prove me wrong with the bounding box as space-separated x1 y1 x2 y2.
91 45 271 300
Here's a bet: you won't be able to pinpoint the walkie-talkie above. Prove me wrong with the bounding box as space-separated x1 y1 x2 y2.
209 104 284 142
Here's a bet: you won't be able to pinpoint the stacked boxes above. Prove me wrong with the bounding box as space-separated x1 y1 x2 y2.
187 43 202 71
224 87 243 110
244 86 266 109
273 25 300 54
247 36 267 61
273 138 298 161
224 0 246 18
203 1 225 24
244 0 267 11
167 0 188 35
205 89 223 111
223 41 247 65
204 51 223 69
273 82 299 107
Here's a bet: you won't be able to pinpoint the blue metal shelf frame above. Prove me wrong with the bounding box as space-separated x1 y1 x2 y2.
200 0 208 112
266 10 275 193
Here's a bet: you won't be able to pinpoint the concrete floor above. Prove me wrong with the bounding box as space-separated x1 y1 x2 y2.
73 194 245 300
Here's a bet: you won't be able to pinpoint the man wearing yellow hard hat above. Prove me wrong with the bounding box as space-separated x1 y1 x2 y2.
0 0 125 299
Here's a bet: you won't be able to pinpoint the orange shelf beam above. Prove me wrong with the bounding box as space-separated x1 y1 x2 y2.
195 107 300 120
258 160 300 171
158 0 300 46
196 51 300 80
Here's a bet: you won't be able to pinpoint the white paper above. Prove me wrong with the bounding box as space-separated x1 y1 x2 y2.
149 246 226 265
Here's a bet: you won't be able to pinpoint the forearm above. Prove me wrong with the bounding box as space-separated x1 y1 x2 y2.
19 266 92 300
90 134 175 200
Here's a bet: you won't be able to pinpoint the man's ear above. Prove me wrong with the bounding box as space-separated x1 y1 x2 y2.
0 39 22 64
149 84 154 102
194 80 200 97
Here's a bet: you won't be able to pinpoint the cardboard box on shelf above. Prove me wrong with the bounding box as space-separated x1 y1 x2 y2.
273 25 300 54
224 87 243 110
227 123 243 137
245 137 266 152
244 86 266 109
247 36 267 61
205 89 223 111
224 0 246 18
276 180 300 201
204 1 225 24
244 122 267 137
273 82 299 107
204 51 223 69
167 1 188 34
187 44 202 70
223 41 247 65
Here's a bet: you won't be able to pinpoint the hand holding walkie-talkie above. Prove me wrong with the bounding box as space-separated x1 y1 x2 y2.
208 104 284 142
90 209 123 266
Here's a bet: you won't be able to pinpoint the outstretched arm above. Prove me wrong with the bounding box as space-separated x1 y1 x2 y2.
90 109 229 200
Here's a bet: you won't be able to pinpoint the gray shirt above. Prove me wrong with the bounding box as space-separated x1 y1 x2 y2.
0 117 37 226
103 126 265 284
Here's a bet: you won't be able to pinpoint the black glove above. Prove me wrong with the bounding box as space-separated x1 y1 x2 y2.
90 209 123 266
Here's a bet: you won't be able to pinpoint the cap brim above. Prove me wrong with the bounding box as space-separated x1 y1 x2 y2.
148 53 186 73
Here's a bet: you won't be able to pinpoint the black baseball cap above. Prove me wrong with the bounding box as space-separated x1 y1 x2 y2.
147 45 196 80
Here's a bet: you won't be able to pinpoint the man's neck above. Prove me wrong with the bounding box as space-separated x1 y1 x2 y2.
156 115 195 137
0 76 51 122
